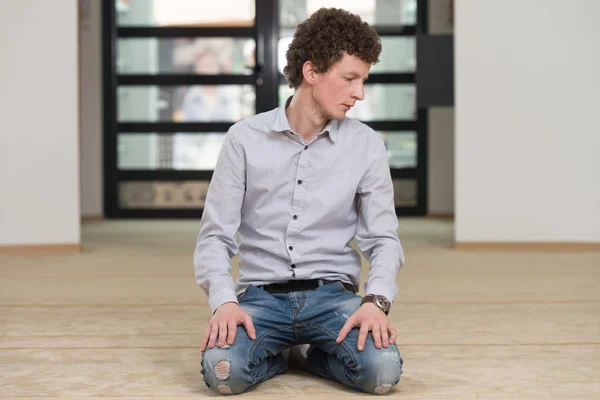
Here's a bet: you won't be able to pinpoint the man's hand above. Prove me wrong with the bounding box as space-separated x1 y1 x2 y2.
201 302 256 352
336 303 397 351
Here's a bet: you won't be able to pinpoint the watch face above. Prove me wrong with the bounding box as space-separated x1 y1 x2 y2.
376 296 390 309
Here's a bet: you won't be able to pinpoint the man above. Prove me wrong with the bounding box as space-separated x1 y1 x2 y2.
194 8 405 395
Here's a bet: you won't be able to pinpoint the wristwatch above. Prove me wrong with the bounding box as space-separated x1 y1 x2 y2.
361 294 391 315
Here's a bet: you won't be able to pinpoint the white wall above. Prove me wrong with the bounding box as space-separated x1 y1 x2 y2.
80 0 103 217
455 0 600 243
0 0 80 246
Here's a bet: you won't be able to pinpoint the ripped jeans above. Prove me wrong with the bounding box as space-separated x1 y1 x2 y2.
200 281 403 395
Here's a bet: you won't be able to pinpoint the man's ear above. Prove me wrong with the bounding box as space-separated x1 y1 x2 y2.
302 60 317 85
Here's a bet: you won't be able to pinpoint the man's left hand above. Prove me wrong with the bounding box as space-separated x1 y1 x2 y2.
336 303 397 351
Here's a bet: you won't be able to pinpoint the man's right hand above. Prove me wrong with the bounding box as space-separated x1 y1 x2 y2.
201 302 256 352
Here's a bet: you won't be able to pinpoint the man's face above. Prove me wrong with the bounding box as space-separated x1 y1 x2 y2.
311 52 371 120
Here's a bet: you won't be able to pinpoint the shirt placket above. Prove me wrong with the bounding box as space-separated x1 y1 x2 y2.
284 134 313 279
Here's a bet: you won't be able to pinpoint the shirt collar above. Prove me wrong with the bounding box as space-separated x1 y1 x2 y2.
271 96 339 143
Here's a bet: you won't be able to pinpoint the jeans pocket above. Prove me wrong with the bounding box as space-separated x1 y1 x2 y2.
237 285 253 303
335 280 355 294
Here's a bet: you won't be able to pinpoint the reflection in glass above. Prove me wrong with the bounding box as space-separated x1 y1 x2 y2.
279 0 417 28
116 0 255 27
118 85 255 122
378 131 417 168
117 38 256 75
279 84 415 120
118 133 227 170
173 134 226 170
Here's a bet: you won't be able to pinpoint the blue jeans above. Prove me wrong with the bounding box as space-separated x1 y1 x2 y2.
200 281 403 395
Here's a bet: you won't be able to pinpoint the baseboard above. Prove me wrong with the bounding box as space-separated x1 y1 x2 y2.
455 242 600 251
0 243 82 254
426 213 455 220
81 215 104 222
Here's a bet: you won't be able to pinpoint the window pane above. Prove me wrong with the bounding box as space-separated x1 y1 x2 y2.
117 38 255 75
119 181 210 209
118 133 226 170
348 84 415 120
379 131 417 168
370 37 415 73
393 179 417 207
118 134 159 169
116 0 255 27
118 132 417 171
278 36 414 74
279 84 415 120
280 0 416 28
118 85 255 122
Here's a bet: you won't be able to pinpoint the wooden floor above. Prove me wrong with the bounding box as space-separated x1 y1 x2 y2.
1 219 599 399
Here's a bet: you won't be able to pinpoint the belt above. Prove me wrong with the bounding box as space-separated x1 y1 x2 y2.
261 279 355 294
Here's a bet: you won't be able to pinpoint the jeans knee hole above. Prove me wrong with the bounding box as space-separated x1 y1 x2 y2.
374 384 392 395
215 359 231 381
217 384 232 394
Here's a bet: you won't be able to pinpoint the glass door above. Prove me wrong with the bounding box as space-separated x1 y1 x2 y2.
103 0 277 217
103 0 425 217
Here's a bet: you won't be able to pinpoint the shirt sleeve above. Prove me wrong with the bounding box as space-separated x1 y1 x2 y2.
193 128 246 313
355 135 405 303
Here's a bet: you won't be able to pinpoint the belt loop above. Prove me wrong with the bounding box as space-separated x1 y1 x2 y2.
318 279 324 286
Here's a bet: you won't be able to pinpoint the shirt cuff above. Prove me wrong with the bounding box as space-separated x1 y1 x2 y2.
364 277 398 303
209 288 239 314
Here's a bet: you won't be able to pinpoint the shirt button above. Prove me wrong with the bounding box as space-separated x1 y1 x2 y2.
304 146 308 150
288 246 294 251
293 215 298 220
297 180 302 185
291 264 296 269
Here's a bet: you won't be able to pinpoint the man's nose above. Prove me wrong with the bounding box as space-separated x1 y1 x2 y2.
352 82 365 101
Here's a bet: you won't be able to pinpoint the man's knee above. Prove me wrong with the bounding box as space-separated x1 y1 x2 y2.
201 348 250 395
355 346 403 395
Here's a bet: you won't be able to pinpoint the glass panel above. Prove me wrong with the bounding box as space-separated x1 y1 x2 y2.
118 134 160 169
116 0 255 27
278 36 414 74
118 85 255 122
118 132 416 170
392 179 417 207
370 37 415 73
279 84 415 120
118 133 226 170
119 181 210 209
379 131 417 168
117 38 255 75
280 0 416 28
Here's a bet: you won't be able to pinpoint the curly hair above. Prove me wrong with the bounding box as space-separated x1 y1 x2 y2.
283 8 381 89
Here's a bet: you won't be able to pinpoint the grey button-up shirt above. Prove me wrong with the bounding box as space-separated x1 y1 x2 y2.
194 101 405 312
